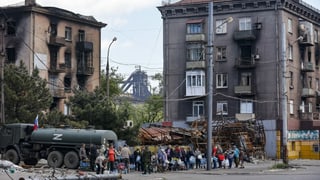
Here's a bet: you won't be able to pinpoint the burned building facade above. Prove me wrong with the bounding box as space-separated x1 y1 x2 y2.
0 0 106 113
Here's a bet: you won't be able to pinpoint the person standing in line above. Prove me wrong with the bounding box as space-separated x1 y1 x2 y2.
216 144 224 168
239 147 245 168
212 145 218 169
80 143 88 161
180 147 187 170
194 148 201 169
233 145 240 168
134 147 142 171
95 150 106 174
226 145 234 169
186 147 194 169
120 144 131 173
141 146 152 174
89 144 98 171
107 144 116 172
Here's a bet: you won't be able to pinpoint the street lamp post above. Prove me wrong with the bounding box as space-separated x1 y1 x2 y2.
207 1 233 170
106 37 117 99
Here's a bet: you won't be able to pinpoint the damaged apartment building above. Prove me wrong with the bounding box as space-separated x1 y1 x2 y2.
0 0 106 113
158 0 320 159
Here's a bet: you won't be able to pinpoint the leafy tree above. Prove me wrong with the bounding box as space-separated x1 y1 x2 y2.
4 62 52 123
99 67 124 97
136 94 163 123
151 72 163 95
116 101 140 145
68 87 124 133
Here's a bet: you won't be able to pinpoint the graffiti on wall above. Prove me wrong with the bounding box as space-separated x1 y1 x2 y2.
288 130 319 141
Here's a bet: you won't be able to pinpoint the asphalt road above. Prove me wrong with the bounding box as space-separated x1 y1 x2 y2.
1 159 319 179
121 159 320 180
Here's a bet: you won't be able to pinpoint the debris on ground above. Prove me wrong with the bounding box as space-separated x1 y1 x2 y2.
138 117 266 159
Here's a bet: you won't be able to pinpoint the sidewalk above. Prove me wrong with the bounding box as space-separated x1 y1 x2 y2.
121 159 320 179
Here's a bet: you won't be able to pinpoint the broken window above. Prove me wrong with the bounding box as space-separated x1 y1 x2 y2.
64 76 71 91
6 21 16 35
49 48 58 69
50 23 57 36
6 48 15 63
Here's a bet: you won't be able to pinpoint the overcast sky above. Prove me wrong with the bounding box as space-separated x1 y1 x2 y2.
0 0 319 81
0 0 165 81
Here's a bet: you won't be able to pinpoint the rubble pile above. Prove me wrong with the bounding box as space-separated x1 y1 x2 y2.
138 118 266 158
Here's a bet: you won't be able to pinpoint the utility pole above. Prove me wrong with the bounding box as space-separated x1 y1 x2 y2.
206 1 213 170
281 22 288 164
0 18 5 124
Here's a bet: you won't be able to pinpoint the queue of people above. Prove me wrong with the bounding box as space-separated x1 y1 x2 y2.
79 143 247 175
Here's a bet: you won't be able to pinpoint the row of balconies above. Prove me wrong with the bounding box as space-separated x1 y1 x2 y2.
185 27 259 42
49 63 70 73
186 57 256 70
47 35 93 51
186 85 317 98
186 113 255 122
49 62 94 76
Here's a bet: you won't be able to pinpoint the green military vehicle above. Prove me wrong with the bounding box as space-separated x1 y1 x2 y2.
0 123 117 169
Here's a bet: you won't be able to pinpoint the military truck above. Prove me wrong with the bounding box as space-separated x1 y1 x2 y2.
0 123 117 169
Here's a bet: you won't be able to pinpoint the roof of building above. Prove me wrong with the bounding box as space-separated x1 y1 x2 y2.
171 0 232 5
1 1 106 28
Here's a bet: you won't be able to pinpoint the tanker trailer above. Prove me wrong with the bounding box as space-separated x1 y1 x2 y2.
0 123 117 169
30 127 117 169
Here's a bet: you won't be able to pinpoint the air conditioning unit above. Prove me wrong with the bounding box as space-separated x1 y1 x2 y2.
254 54 260 60
124 120 133 128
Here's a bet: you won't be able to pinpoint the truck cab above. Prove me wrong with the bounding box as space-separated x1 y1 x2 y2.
0 123 34 164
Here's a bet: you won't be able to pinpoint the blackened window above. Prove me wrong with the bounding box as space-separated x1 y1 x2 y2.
6 21 16 35
6 48 15 63
64 76 71 91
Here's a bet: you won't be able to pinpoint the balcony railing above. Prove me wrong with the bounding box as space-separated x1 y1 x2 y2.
235 57 256 68
186 34 206 42
77 66 94 75
49 63 66 73
50 88 66 98
235 113 255 121
301 62 314 72
301 88 316 98
48 36 66 46
233 29 257 41
234 85 255 95
299 112 320 121
76 41 93 51
186 86 206 97
186 60 206 69
186 115 205 122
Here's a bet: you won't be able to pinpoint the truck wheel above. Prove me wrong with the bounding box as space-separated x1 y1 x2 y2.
64 151 80 169
47 151 63 168
24 158 38 166
5 149 20 165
